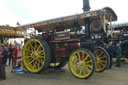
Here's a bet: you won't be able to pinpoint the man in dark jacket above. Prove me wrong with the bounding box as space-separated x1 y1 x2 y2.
0 44 8 80
116 43 122 67
108 42 115 69
8 44 14 65
104 41 114 69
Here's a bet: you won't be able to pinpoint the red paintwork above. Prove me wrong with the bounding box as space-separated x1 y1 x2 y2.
69 43 79 50
55 48 69 57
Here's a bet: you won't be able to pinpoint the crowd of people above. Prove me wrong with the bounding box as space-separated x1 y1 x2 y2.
0 43 21 80
104 41 122 69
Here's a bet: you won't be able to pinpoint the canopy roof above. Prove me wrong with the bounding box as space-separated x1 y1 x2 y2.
113 22 128 30
0 26 24 38
17 7 117 31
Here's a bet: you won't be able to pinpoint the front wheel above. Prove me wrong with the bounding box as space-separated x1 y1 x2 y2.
68 48 96 79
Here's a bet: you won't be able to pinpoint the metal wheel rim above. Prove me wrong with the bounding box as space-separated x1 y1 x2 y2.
22 39 45 73
69 50 94 79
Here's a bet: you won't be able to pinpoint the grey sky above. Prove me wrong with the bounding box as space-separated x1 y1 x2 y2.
0 0 128 26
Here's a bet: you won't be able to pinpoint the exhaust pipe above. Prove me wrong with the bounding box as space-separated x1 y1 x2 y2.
83 0 91 12
83 0 91 39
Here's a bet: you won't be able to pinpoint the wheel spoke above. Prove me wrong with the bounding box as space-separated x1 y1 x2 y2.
32 60 37 70
74 55 78 60
84 65 90 74
86 60 92 64
100 61 105 66
82 67 86 75
77 52 81 61
96 64 100 69
37 45 42 51
38 56 45 59
27 57 33 62
98 64 102 69
83 55 89 62
100 55 107 59
38 52 45 56
79 66 83 75
100 60 107 63
35 42 38 50
72 60 78 64
38 50 44 54
25 49 32 52
25 56 33 58
37 59 43 64
25 51 31 56
36 59 41 69
27 59 34 66
98 51 104 57
86 65 92 70
29 43 34 50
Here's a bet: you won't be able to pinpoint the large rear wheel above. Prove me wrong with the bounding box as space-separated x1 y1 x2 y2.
95 47 110 72
22 38 51 73
69 48 96 79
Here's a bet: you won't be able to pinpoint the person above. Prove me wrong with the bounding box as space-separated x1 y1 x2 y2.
104 41 110 54
8 44 14 66
13 45 18 68
0 44 8 80
103 41 112 69
108 42 115 69
116 43 122 67
4 45 8 66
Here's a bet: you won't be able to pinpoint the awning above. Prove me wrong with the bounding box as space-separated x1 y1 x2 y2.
0 26 24 38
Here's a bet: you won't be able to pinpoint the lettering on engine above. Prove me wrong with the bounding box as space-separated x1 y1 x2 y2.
54 31 70 40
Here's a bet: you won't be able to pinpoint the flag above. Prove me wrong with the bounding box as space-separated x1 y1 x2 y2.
17 22 20 26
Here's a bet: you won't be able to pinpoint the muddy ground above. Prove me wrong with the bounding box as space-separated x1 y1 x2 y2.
0 60 128 85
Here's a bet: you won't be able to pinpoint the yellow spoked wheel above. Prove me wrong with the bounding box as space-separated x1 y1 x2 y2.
69 48 96 79
22 38 51 73
95 47 110 72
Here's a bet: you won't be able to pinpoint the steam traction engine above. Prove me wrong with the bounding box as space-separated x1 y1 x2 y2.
19 7 117 79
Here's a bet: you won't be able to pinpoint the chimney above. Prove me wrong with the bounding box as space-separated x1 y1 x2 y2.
83 0 91 12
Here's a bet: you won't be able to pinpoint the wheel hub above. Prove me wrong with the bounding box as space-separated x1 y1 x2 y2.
97 57 100 63
79 61 83 66
32 52 38 57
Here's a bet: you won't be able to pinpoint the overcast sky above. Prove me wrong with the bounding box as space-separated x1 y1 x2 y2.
0 0 128 26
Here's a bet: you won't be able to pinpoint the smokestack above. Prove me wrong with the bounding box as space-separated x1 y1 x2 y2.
83 0 91 12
